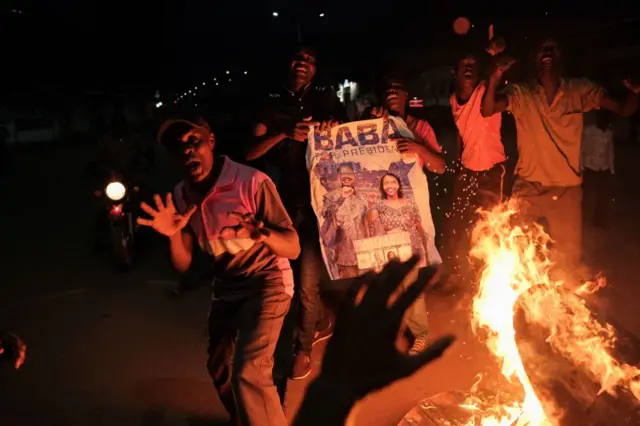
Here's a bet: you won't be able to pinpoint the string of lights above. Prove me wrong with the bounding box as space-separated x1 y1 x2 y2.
171 69 250 105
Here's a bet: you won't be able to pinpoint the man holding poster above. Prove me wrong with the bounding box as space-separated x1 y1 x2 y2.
247 46 347 380
308 95 444 354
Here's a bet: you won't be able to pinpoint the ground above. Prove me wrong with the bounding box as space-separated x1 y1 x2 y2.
0 141 638 426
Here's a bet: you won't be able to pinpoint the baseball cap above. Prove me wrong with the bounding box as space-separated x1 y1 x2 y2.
157 114 212 149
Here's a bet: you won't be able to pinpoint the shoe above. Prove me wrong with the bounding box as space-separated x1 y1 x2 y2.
409 334 429 356
312 320 334 347
291 353 312 380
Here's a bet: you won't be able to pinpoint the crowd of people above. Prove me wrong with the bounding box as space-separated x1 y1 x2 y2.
2 34 639 426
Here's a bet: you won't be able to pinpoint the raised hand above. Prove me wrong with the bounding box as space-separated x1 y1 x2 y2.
221 212 271 241
0 331 27 369
318 257 455 400
490 56 516 82
486 36 506 56
137 193 196 237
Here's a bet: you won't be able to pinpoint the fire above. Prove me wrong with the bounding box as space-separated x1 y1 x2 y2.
462 199 640 425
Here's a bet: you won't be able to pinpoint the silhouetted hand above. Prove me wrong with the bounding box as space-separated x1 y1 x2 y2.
294 258 455 425
320 257 455 399
221 212 271 241
137 193 196 237
0 331 26 369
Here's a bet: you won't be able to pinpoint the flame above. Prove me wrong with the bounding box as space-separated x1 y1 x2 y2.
461 199 640 425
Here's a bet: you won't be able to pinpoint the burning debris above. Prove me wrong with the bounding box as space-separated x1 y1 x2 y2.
465 199 640 425
401 199 640 426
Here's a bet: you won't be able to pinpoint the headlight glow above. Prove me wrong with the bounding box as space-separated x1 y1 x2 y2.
105 181 126 201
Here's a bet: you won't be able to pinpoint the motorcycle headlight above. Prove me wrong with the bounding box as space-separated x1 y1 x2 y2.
105 181 126 201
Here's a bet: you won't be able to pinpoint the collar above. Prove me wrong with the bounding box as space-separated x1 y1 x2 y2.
531 77 567 108
283 83 311 98
531 76 566 92
210 155 237 192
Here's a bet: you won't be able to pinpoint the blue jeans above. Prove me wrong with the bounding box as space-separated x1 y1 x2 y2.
207 288 291 426
289 205 329 354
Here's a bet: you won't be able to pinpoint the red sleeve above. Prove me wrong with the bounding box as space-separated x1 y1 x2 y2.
411 118 442 153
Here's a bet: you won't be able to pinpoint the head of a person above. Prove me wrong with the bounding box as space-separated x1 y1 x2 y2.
380 76 408 115
289 46 317 86
157 114 215 183
387 251 396 261
374 251 383 261
379 172 404 199
338 163 355 187
596 109 612 131
533 37 562 75
454 52 480 87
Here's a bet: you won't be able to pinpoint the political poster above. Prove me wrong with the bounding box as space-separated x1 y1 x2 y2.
307 117 441 281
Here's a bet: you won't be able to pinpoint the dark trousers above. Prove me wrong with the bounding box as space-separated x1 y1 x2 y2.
512 178 583 281
582 168 613 229
444 162 507 275
207 288 291 426
289 205 330 354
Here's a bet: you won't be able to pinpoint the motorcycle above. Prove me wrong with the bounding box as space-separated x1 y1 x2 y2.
96 174 140 271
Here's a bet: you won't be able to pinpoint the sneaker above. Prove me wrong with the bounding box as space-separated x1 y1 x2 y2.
291 353 312 380
312 320 334 347
409 334 429 356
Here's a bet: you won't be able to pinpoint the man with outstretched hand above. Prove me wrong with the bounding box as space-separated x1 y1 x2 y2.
139 114 300 426
481 36 639 284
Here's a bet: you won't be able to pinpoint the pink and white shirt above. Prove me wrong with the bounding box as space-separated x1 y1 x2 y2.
174 156 295 299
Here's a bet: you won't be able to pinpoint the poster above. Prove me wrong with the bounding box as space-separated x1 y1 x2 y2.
307 117 442 281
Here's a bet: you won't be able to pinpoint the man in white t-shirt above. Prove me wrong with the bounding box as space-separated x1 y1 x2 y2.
581 110 614 229
446 52 507 281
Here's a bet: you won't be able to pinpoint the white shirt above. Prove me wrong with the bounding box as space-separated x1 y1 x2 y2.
581 124 614 173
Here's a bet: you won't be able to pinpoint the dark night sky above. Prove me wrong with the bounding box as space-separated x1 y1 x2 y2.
2 0 637 96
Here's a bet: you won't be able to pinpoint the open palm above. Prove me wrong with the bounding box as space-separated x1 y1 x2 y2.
137 193 196 237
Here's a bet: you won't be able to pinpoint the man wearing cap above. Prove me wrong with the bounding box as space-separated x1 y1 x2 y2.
247 46 347 380
139 115 300 426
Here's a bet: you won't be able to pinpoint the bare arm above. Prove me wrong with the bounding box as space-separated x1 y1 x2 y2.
246 123 286 161
254 179 300 259
600 92 639 118
481 77 509 117
417 144 446 174
169 231 193 273
261 226 300 260
401 121 446 174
